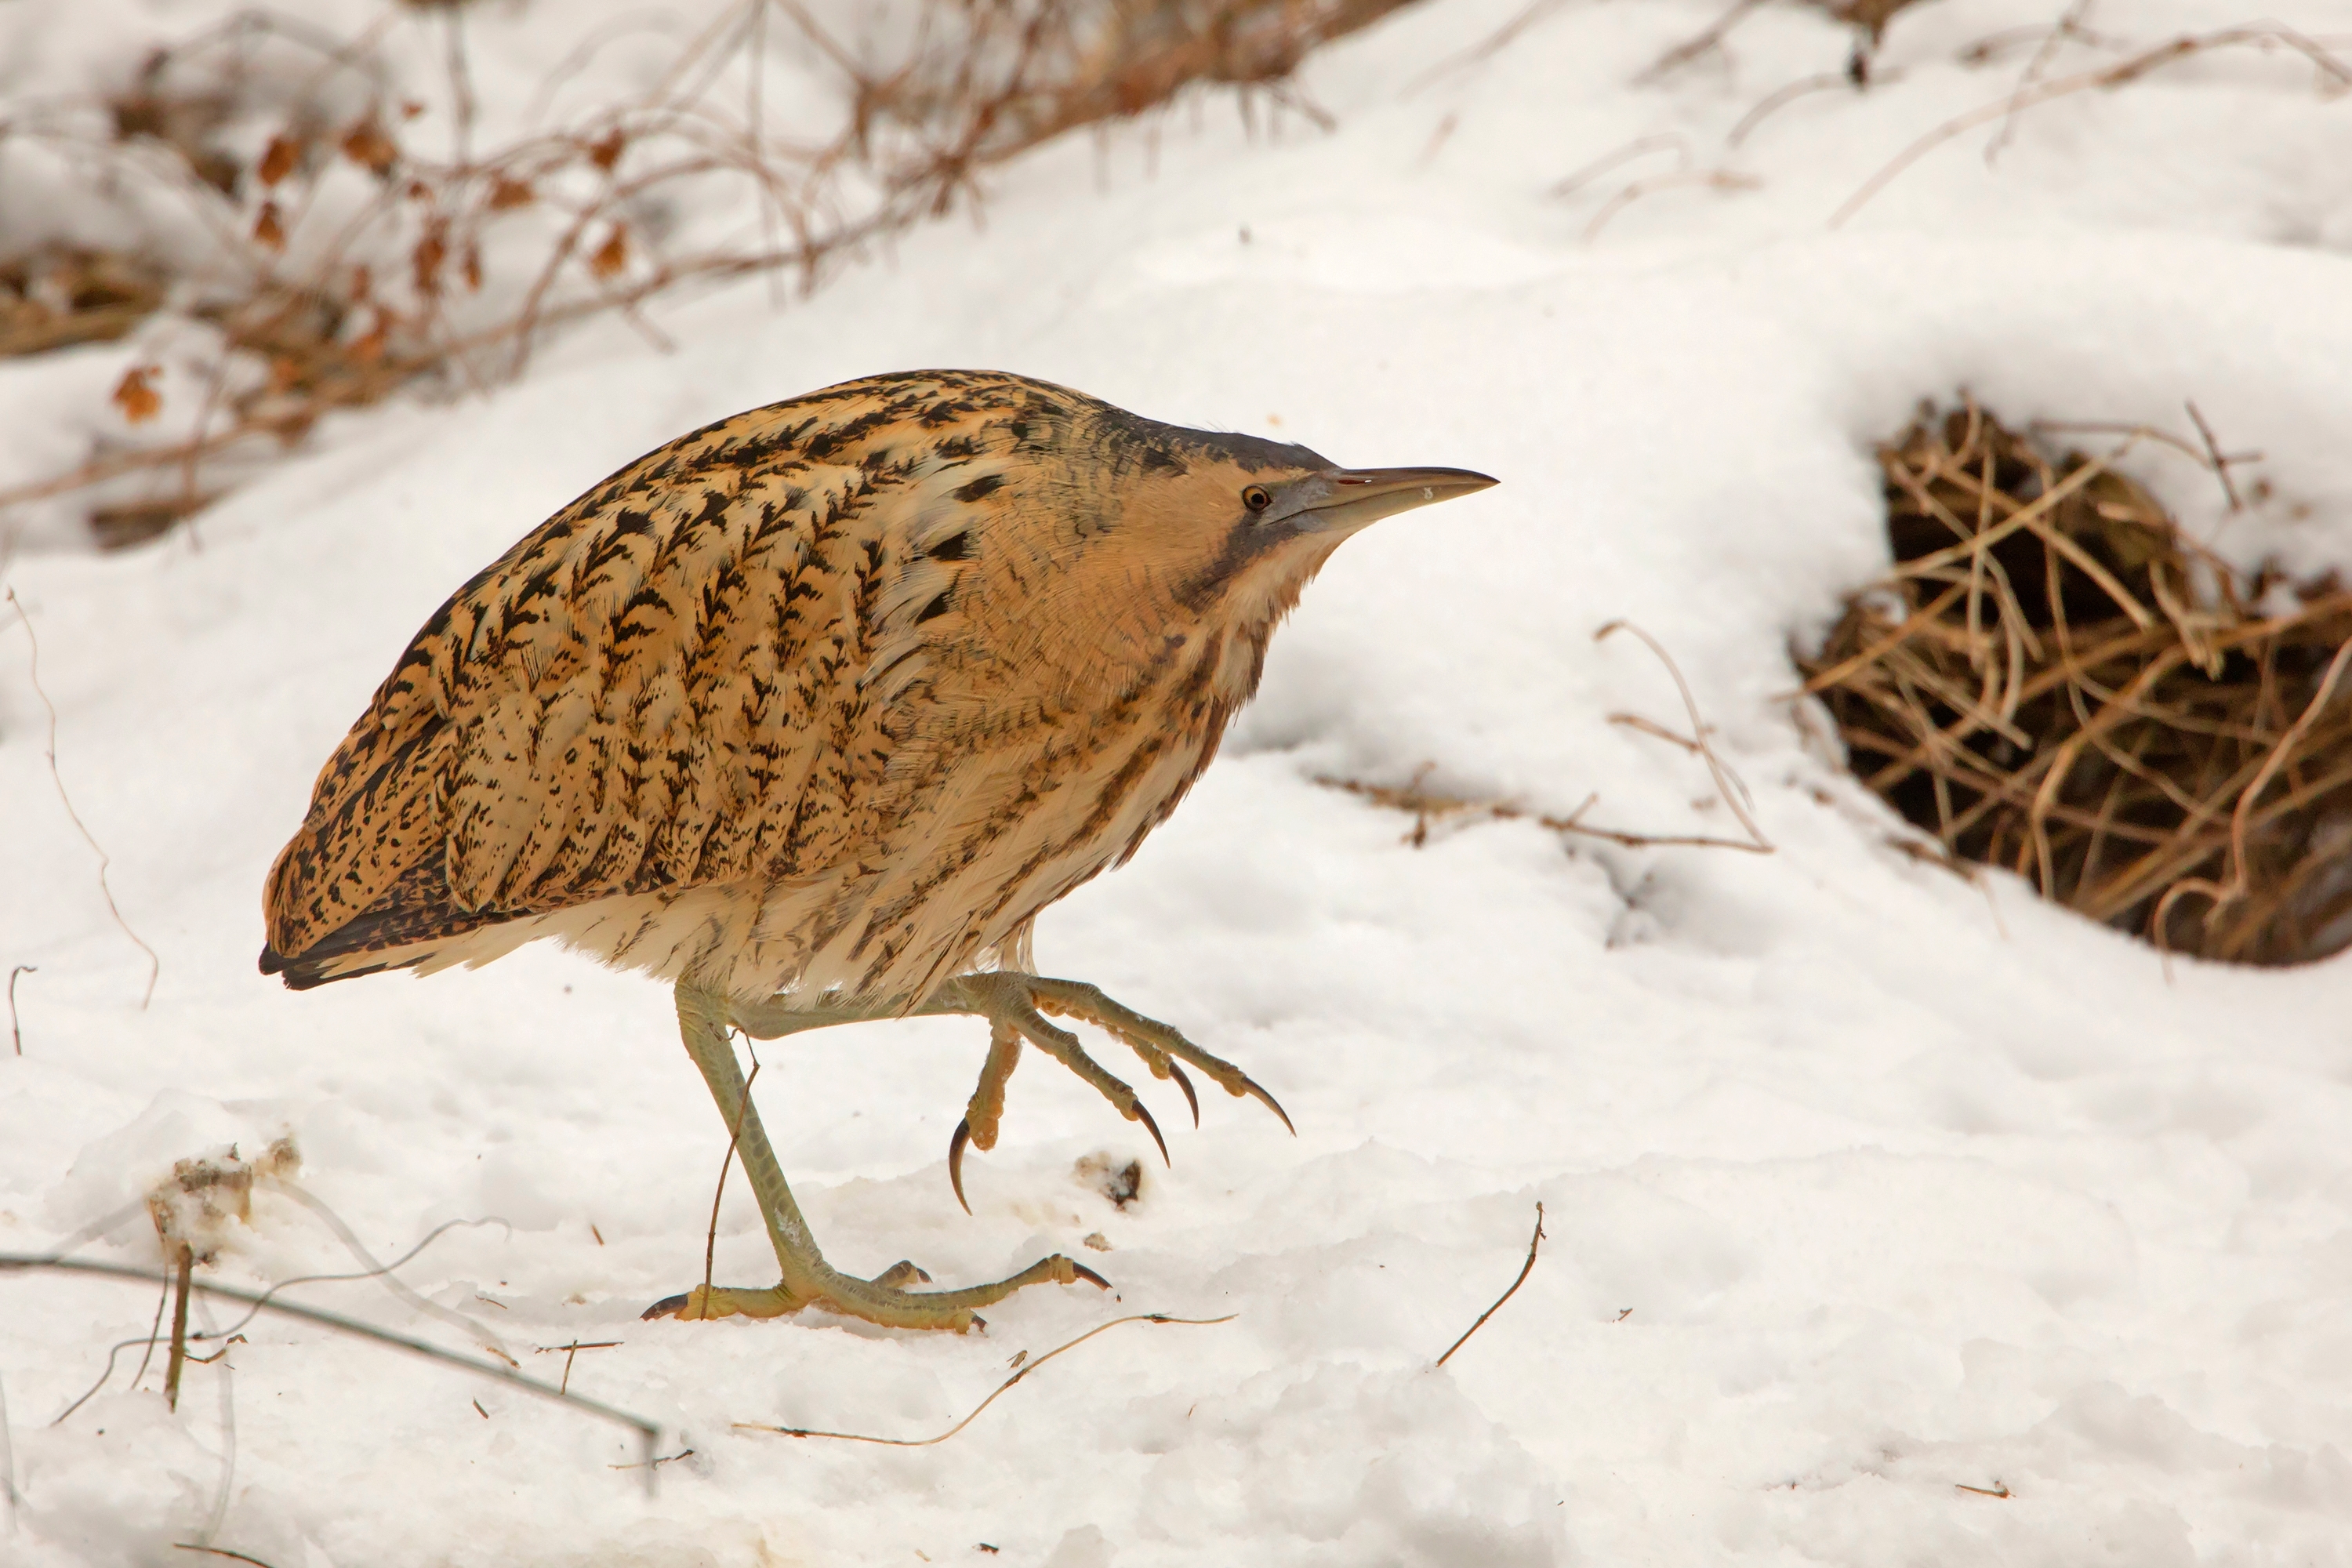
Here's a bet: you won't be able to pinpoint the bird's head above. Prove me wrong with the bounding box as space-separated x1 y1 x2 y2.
1044 397 1497 635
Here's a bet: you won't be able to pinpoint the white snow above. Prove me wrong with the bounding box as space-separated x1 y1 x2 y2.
7 1 2352 1563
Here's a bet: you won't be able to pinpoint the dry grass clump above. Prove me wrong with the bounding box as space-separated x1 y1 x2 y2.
0 0 1414 550
1800 404 2352 966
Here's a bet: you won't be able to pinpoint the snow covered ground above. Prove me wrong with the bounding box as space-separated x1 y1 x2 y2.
8 1 2352 1563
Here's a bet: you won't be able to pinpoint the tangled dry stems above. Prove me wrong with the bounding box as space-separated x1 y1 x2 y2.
1800 404 2352 967
0 0 1412 549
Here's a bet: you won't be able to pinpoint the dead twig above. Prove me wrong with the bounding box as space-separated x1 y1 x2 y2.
2 1253 661 1461
1608 712 1703 753
267 1183 518 1365
1319 772 1776 854
6 964 30 1055
5 588 160 1004
535 1338 623 1396
1435 1202 1544 1367
1598 619 1773 850
162 1245 196 1411
2183 400 2247 514
1407 0 1578 90
1984 0 2098 162
737 1312 1235 1447
609 1447 696 1471
1638 0 1767 84
1550 133 1687 199
1581 169 1760 245
1832 25 2352 228
0 1367 18 1524
172 1548 282 1568
1730 72 1868 147
52 1214 500 1425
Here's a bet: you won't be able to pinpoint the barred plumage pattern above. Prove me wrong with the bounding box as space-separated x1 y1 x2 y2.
263 369 1334 1006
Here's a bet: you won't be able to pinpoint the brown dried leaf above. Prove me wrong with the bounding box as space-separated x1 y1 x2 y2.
111 364 162 424
251 200 286 252
339 118 397 176
487 174 535 210
412 219 448 299
256 133 302 187
462 240 483 292
589 223 628 279
349 262 373 304
588 129 626 172
350 313 389 365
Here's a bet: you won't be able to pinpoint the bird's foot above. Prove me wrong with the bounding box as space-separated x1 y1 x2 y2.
670 981 1109 1331
940 971 1293 1213
641 1253 1106 1330
641 1283 808 1321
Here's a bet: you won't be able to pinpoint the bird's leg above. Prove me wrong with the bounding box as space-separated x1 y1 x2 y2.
643 981 1107 1331
728 994 875 1040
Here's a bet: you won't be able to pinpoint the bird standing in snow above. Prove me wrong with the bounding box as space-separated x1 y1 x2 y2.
260 368 1495 1330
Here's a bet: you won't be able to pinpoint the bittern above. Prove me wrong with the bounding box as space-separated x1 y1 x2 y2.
261 369 1494 1331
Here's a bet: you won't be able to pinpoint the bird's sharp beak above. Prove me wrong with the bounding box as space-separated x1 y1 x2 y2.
1279 466 1499 534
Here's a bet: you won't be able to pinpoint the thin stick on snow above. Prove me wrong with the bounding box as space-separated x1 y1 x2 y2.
50 1214 495 1424
268 1185 520 1366
172 1547 281 1568
1984 0 2099 163
1831 25 2352 228
0 1254 662 1459
1316 775 1775 854
6 965 29 1054
1549 133 1687 199
1730 73 1864 148
736 1312 1236 1447
4 588 160 1005
123 1265 176 1407
0 1367 18 1526
535 1340 622 1396
2183 401 2247 514
1406 0 1578 92
163 1246 195 1411
1597 620 1774 851
1637 0 1767 83
1436 1203 1545 1368
1581 169 1760 245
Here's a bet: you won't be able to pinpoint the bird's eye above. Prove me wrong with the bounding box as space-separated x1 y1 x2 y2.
1242 485 1272 512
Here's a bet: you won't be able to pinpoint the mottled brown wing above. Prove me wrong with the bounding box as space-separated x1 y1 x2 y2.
261 369 1056 981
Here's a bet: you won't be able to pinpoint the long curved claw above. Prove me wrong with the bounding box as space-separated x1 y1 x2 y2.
1235 1069 1295 1136
1167 1062 1200 1128
948 1117 975 1216
1024 975 1287 1137
1069 1261 1112 1290
1134 1096 1170 1167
